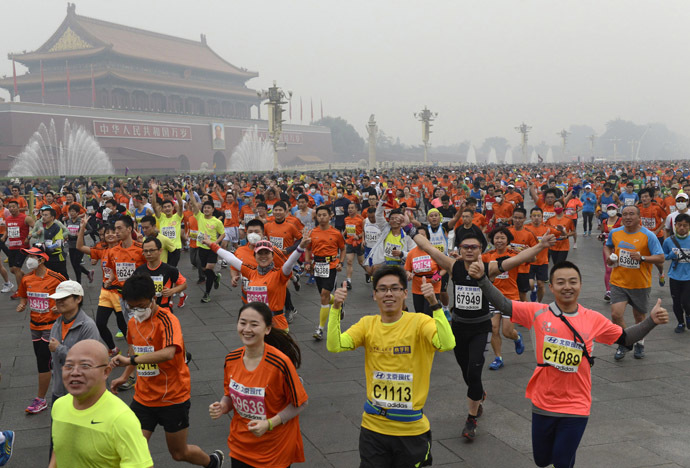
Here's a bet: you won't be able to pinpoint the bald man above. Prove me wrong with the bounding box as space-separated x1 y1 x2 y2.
49 340 152 468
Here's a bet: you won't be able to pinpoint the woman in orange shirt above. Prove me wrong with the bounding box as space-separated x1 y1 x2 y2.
404 226 445 316
209 302 308 468
546 200 575 266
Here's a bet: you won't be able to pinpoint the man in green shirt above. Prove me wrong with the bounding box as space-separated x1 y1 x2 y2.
50 339 152 468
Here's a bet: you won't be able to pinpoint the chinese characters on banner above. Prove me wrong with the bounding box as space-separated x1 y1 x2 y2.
93 120 192 140
241 129 303 145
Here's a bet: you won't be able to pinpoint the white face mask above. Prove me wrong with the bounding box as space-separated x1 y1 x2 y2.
336 193 343 199
607 210 617 217
247 233 262 245
677 202 688 211
26 257 39 270
310 188 316 194
495 197 503 203
131 306 152 323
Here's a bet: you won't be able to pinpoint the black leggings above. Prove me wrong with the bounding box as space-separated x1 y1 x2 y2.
451 322 490 402
33 339 52 373
549 250 568 266
412 293 441 317
68 248 90 283
205 269 215 294
532 412 588 468
582 212 594 232
96 306 128 350
670 278 690 325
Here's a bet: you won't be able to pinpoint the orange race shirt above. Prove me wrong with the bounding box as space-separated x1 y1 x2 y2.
221 202 240 228
405 246 441 295
482 249 520 300
546 216 574 252
105 242 145 288
18 269 66 331
127 307 190 407
344 215 364 246
638 204 666 234
511 301 621 416
491 202 514 224
536 200 557 223
224 345 308 468
89 243 114 287
509 227 537 274
239 264 291 330
606 226 663 289
309 226 345 268
525 224 560 265
264 220 302 252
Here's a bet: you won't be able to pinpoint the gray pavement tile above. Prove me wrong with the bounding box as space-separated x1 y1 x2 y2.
575 440 672 467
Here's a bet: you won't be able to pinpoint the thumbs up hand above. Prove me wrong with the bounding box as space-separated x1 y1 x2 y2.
420 276 438 305
468 260 485 279
650 298 669 325
333 280 348 310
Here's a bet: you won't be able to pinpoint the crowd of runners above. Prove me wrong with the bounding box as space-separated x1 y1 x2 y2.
3 161 690 467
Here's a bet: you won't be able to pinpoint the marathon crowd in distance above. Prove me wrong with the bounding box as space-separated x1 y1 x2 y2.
0 160 686 467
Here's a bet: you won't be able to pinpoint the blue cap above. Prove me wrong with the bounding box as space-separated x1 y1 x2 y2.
244 192 253 197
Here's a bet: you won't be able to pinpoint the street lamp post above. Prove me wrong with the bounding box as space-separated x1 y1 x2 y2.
515 122 532 164
257 81 291 170
414 106 437 164
366 114 378 170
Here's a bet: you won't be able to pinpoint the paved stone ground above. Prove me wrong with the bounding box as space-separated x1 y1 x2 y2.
1 224 688 467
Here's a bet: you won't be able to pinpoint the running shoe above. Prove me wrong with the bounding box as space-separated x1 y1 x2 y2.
285 308 297 324
659 274 666 287
675 323 685 333
208 449 224 468
10 293 19 300
633 343 645 359
346 279 352 290
306 275 316 285
185 351 193 364
488 357 504 370
530 285 537 302
0 282 14 293
604 291 611 302
0 430 14 466
462 417 477 441
365 274 371 284
291 274 301 291
109 347 120 358
514 332 525 355
614 345 627 361
87 270 95 283
573 243 577 250
115 331 124 338
177 294 187 308
313 327 324 341
214 273 221 289
118 375 136 391
201 293 211 303
25 397 47 414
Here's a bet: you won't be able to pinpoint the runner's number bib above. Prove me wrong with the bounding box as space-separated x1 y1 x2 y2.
116 262 136 280
246 285 268 304
314 262 330 278
454 285 482 310
133 345 159 377
542 335 583 372
412 255 431 273
371 370 413 410
28 292 49 313
618 249 640 269
161 226 176 240
151 275 164 296
269 236 284 250
228 379 266 420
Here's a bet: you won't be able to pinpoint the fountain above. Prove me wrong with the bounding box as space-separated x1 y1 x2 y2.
545 147 554 163
466 145 477 165
8 119 114 177
487 147 497 165
530 150 538 164
228 125 275 172
504 148 513 164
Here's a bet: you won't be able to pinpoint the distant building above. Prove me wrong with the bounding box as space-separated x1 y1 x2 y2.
0 3 332 174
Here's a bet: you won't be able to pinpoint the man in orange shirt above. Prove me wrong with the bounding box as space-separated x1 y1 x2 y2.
525 207 560 302
305 205 346 341
509 208 538 302
638 188 667 286
110 274 224 468
7 185 28 213
264 202 302 255
504 184 523 208
16 245 67 414
344 202 365 290
489 188 514 228
218 189 240 251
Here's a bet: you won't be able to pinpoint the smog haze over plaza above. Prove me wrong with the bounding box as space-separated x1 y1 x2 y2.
1 0 688 155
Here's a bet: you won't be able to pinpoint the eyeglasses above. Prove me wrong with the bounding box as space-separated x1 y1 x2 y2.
459 244 481 250
63 363 108 372
374 286 405 294
143 249 160 254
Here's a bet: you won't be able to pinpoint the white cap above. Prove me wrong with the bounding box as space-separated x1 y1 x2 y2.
102 191 113 198
49 280 84 299
677 193 689 201
585 184 592 189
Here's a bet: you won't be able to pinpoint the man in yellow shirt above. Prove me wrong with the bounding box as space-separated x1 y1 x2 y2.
327 266 455 468
49 339 152 468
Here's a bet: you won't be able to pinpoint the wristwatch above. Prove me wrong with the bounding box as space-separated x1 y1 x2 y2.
640 255 646 262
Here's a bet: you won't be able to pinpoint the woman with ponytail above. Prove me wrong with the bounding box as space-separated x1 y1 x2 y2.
209 302 308 468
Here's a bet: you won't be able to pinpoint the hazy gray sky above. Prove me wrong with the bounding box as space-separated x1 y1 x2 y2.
2 0 689 148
